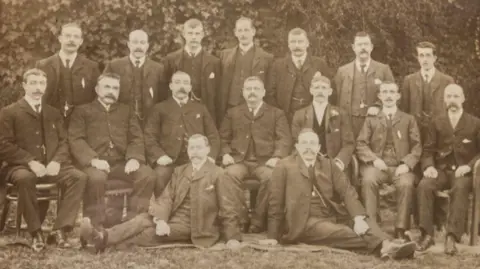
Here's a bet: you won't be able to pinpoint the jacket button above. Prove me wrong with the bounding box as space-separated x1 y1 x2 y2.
246 135 249 138
36 132 39 135
180 125 183 128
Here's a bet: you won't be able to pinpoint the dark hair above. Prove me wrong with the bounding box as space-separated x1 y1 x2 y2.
353 31 372 43
23 68 47 83
97 73 121 84
416 41 437 56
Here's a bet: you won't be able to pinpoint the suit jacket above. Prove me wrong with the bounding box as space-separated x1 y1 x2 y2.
68 100 145 167
219 103 292 164
144 98 220 165
291 103 355 167
333 60 394 116
421 111 480 171
217 45 273 123
149 161 237 247
36 54 100 114
163 49 220 122
267 154 366 242
356 110 422 169
103 56 167 119
267 53 333 113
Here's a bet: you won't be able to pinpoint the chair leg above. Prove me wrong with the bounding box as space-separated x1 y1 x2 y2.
250 189 258 209
16 201 22 236
0 200 10 232
470 187 480 245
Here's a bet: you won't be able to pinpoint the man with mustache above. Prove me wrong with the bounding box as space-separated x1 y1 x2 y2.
144 71 220 198
104 29 166 128
36 23 100 126
217 16 273 126
356 81 421 241
416 84 480 254
219 76 291 233
333 32 395 137
267 28 333 123
0 68 87 251
163 18 220 123
68 73 155 228
266 129 417 260
78 134 240 252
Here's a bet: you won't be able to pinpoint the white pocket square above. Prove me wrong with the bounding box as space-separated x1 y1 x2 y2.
205 185 215 191
259 70 265 74
333 128 339 132
196 113 201 119
463 138 472 143
149 87 154 98
209 72 215 79
397 130 402 139
81 78 85 88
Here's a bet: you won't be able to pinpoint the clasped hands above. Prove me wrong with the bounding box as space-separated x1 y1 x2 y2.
423 165 471 178
28 160 60 177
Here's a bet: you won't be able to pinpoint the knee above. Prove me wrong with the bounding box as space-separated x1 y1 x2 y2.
11 169 36 187
417 177 435 191
361 167 380 186
135 165 156 184
224 165 246 183
396 173 415 190
451 176 472 193
85 168 107 187
72 170 88 185
154 166 173 182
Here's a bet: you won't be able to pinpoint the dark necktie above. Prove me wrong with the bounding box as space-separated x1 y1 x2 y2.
135 60 141 68
65 59 70 69
360 64 366 74
424 74 429 83
34 104 41 114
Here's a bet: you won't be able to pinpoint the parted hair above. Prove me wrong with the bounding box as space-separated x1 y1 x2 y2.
416 41 437 56
243 76 265 87
22 68 47 83
97 72 121 84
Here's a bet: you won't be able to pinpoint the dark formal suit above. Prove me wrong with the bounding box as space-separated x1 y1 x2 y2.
418 111 480 239
103 56 167 126
220 102 291 229
163 48 220 123
68 100 155 227
144 97 220 197
0 98 86 233
217 45 273 125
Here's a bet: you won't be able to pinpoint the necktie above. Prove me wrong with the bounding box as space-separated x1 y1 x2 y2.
360 64 366 74
192 167 197 177
65 59 70 69
296 59 303 69
388 113 393 121
424 74 429 83
135 60 141 68
34 104 41 114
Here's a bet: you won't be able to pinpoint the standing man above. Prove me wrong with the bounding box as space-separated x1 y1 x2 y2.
0 69 87 251
36 22 100 125
69 73 155 228
334 31 395 137
144 71 220 198
220 76 291 233
104 29 167 127
163 18 220 122
416 84 480 255
356 82 421 241
217 16 273 126
268 28 333 123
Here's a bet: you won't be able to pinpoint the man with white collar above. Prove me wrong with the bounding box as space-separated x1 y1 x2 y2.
36 23 100 125
356 82 421 241
144 71 220 198
163 19 220 123
217 16 273 126
416 84 480 254
333 31 395 137
104 29 166 127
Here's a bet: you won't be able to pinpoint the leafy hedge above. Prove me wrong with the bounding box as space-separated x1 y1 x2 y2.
2 0 479 114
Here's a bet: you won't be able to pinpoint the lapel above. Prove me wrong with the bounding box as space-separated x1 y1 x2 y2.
324 104 332 132
429 70 442 93
173 49 184 70
122 57 134 88
453 111 467 132
252 46 262 70
414 71 423 90
223 47 237 78
296 154 309 179
71 54 85 76
253 102 266 120
392 110 403 126
19 98 39 119
304 105 315 129
52 54 62 89
143 58 154 82
201 49 210 75
300 53 312 73
192 160 213 181
376 112 388 127
345 61 355 79
366 60 378 78
439 113 455 134
286 54 298 76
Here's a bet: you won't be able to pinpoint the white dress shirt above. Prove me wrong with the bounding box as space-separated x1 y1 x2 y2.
382 106 398 120
24 95 42 113
312 101 328 126
292 53 307 68
97 98 111 111
192 159 207 174
448 108 463 129
248 101 264 116
355 58 371 73
59 50 77 68
184 46 202 57
129 55 146 68
173 95 189 107
238 43 254 55
420 67 436 83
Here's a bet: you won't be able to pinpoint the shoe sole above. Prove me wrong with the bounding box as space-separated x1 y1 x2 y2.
392 242 417 259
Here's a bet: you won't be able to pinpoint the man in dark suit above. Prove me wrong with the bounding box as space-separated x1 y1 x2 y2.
36 23 100 125
104 29 167 127
163 19 220 122
69 73 155 228
217 16 273 126
356 82 421 241
220 76 292 233
266 129 416 260
0 69 87 251
334 32 395 137
144 71 220 198
268 28 333 123
416 84 480 255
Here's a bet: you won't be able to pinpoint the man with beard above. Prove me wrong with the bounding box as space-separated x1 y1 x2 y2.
36 23 100 125
416 84 480 255
144 71 219 198
0 68 87 251
79 134 241 252
69 73 155 228
267 28 333 123
333 32 394 137
356 82 421 241
266 129 417 260
217 16 273 126
220 76 291 233
163 19 220 122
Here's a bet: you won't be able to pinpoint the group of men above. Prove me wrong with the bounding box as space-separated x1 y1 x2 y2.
0 15 478 260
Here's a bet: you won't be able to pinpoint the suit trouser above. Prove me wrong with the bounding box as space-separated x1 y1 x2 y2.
361 166 415 230
9 166 87 233
224 161 272 229
351 115 366 139
417 169 472 240
153 155 190 197
83 163 155 227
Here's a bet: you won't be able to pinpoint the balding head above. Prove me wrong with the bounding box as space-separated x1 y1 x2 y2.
444 84 465 112
128 29 149 59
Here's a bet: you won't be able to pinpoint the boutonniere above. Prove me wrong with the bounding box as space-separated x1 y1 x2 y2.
205 184 215 191
374 78 382 85
196 113 201 119
81 77 85 88
330 109 339 117
209 72 215 79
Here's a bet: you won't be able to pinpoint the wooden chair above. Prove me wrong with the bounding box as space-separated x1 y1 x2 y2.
104 179 134 222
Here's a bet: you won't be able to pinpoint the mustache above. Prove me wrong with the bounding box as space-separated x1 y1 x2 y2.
67 42 77 46
247 93 257 98
360 49 368 53
447 103 460 109
385 98 393 101
134 48 144 53
177 88 188 94
104 94 117 100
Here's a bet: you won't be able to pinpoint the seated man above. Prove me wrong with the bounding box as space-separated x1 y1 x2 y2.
69 73 155 228
0 68 87 251
356 81 421 241
220 76 292 233
266 129 416 260
417 84 480 254
79 134 240 252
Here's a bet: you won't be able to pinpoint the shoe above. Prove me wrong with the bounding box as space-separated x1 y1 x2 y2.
416 234 434 252
380 240 416 260
395 229 412 242
248 224 263 234
47 230 72 248
444 235 457 255
31 231 45 252
79 217 107 253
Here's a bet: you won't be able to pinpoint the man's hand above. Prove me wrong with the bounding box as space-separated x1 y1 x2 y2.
91 158 110 173
423 166 438 178
394 164 410 177
258 239 278 246
265 157 280 168
46 161 61 176
28 160 47 178
353 216 370 236
155 220 171 236
334 158 345 171
125 159 140 175
367 106 380 116
222 154 235 166
455 165 471 178
373 159 388 171
226 239 242 250
156 155 173 166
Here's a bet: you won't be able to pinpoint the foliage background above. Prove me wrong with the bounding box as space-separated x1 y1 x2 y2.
1 0 479 113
